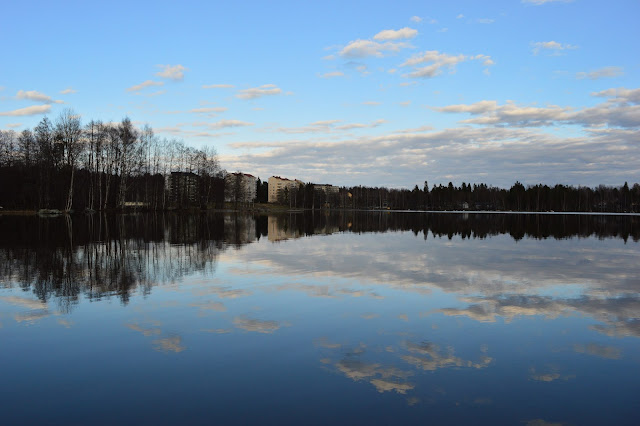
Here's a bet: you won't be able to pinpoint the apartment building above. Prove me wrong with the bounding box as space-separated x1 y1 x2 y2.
267 176 303 203
225 172 257 203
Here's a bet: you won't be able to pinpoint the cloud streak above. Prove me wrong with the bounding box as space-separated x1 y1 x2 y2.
236 84 282 100
0 105 52 116
16 90 63 104
126 80 164 92
401 51 493 78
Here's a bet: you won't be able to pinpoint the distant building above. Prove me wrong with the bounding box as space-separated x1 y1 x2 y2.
168 172 200 205
225 172 257 203
315 184 339 195
268 176 303 203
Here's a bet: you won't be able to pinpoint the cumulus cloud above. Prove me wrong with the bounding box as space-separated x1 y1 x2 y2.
576 66 624 80
126 80 164 92
319 71 344 79
0 104 51 116
59 87 77 94
532 41 578 55
591 87 640 104
340 39 412 58
400 50 493 78
410 16 422 23
16 90 63 104
202 84 234 89
436 90 640 128
156 64 187 81
373 27 418 41
236 84 282 100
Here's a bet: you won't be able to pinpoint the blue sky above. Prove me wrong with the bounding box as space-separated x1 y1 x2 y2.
1 0 638 188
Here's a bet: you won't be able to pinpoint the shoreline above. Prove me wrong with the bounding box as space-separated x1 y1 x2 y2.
1 208 639 217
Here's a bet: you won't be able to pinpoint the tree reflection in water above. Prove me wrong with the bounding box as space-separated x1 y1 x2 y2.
0 211 638 313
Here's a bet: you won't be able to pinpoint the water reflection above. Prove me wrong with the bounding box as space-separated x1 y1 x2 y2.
0 212 639 425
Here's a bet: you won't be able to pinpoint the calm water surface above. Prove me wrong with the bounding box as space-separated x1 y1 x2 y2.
1 213 639 425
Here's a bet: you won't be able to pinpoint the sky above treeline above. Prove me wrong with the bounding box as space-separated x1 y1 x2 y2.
1 0 638 188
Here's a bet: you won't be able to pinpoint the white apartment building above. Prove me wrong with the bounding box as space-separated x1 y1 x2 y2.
225 172 257 203
268 176 303 203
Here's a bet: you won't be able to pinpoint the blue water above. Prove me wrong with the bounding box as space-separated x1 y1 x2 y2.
0 213 638 425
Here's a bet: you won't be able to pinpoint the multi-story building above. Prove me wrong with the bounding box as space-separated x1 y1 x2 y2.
268 176 303 203
315 184 339 195
225 172 257 203
167 172 200 206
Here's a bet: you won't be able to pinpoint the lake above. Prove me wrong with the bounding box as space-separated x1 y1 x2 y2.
1 212 639 425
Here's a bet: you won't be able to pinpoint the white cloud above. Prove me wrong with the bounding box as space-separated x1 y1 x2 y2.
202 84 235 89
0 104 51 116
476 18 495 24
340 39 412 58
322 54 336 60
156 64 187 81
591 87 640 104
400 50 470 78
189 107 228 114
437 89 640 128
362 101 381 106
5 123 22 128
474 54 495 66
532 41 578 55
456 14 465 19
373 27 418 41
236 84 283 100
16 90 63 104
320 71 344 79
59 87 77 94
126 80 164 92
410 16 422 23
276 119 385 134
437 100 499 114
576 66 624 80
207 119 253 130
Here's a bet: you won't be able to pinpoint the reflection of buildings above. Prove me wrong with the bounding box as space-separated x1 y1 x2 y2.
224 215 257 245
268 176 303 203
225 173 257 203
167 172 200 205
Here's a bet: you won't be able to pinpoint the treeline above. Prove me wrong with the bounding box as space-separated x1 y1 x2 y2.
0 109 223 211
324 181 640 212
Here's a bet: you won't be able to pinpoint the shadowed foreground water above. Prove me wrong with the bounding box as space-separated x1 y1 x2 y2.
0 212 639 425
